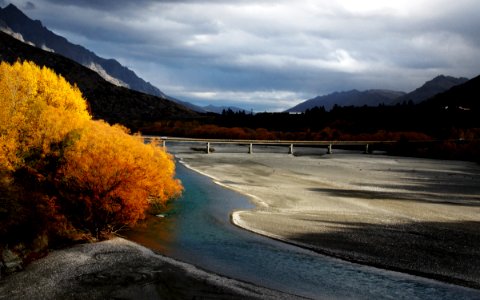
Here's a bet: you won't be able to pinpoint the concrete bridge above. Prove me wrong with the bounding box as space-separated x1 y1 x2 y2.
142 136 399 155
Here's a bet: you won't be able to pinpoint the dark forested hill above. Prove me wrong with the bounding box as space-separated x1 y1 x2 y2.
421 74 480 113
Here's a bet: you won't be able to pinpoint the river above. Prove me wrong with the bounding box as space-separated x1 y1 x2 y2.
125 161 480 299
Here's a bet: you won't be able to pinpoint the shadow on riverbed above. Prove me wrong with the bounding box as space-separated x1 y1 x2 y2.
288 219 480 289
308 187 480 206
372 166 480 193
309 164 480 206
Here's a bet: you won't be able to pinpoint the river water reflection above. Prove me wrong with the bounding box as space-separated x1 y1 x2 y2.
125 162 480 299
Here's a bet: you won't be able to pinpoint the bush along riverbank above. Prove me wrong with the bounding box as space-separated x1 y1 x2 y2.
0 61 182 276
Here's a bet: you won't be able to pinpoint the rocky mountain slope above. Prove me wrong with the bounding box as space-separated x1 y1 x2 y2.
0 3 206 113
0 31 197 128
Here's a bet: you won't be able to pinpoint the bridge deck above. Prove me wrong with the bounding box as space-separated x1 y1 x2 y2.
142 136 398 146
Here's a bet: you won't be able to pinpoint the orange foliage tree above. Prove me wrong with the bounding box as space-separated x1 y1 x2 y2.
60 121 182 232
0 61 182 247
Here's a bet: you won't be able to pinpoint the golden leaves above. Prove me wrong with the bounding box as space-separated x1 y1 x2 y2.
0 61 90 169
0 61 182 235
61 120 182 228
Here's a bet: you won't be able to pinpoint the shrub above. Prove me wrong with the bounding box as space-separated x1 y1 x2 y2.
60 121 182 233
0 61 182 251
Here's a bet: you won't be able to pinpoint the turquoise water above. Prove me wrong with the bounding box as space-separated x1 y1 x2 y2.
126 162 480 299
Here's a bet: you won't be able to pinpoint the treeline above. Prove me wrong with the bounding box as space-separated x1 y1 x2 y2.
214 103 478 137
141 102 479 141
142 120 436 141
0 61 182 267
140 102 480 161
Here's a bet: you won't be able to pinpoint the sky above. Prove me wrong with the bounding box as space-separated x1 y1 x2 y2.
4 0 480 111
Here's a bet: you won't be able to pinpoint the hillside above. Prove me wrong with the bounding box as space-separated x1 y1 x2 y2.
394 75 469 104
0 31 197 128
0 4 164 95
287 89 405 112
422 74 480 111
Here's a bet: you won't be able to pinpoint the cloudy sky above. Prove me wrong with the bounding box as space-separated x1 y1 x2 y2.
5 0 480 111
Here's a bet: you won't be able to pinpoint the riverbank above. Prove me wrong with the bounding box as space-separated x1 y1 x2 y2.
175 147 480 289
0 237 299 299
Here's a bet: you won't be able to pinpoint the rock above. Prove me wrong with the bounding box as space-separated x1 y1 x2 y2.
2 249 23 273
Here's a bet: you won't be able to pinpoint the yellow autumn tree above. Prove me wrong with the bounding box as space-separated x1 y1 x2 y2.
60 121 182 232
0 61 90 170
0 61 182 245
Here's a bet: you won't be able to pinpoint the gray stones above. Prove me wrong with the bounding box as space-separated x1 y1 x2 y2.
1 249 23 274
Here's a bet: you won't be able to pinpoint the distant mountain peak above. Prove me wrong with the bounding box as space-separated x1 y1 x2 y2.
432 74 452 80
2 4 49 30
428 74 469 84
4 3 22 12
2 4 31 23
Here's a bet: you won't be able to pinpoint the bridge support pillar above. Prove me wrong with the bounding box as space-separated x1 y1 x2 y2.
248 143 253 154
162 139 166 148
327 144 333 154
364 144 369 154
288 144 294 155
206 142 211 154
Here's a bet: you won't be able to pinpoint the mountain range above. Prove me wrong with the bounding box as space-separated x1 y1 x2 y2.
0 4 166 96
286 89 406 112
0 4 252 114
0 3 476 121
287 74 470 113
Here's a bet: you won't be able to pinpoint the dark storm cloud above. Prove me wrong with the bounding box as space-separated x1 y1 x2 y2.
7 0 480 111
41 0 263 11
41 0 155 10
